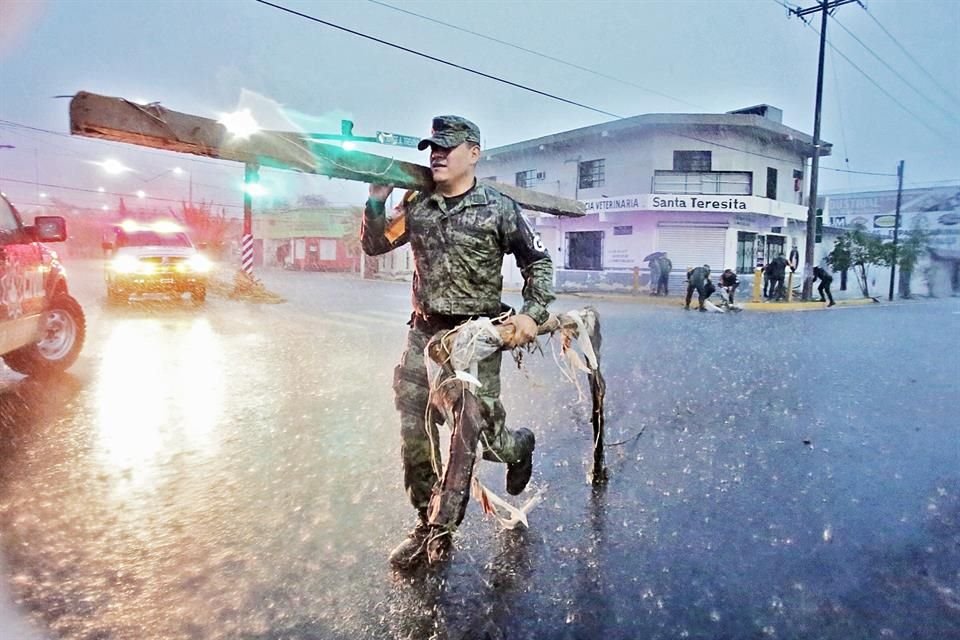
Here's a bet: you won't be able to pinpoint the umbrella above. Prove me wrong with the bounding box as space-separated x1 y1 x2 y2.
643 251 666 262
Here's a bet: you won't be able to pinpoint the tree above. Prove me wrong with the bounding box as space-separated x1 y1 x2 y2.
174 201 232 259
896 222 931 299
826 226 891 298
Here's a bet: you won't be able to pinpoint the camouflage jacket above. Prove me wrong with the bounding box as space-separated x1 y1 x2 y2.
361 181 554 325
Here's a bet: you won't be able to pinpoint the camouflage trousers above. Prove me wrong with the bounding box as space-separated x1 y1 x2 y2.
393 321 527 511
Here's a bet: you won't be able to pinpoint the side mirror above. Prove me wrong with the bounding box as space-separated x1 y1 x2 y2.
31 216 67 242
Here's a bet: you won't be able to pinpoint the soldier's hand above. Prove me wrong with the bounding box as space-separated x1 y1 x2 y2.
369 183 394 203
501 314 539 348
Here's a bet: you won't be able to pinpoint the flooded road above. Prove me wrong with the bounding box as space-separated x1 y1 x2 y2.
1 263 957 639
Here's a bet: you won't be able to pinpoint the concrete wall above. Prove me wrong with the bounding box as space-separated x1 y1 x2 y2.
478 126 806 203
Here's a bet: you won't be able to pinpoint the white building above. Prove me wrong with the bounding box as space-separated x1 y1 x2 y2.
825 185 960 298
374 105 831 293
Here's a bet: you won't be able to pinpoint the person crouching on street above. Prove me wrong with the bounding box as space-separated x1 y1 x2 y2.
719 268 739 305
685 264 712 311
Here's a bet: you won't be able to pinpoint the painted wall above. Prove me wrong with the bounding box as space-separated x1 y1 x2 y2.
478 126 807 203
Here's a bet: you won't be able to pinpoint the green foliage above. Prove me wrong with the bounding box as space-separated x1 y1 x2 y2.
897 221 931 273
175 201 231 258
826 225 892 297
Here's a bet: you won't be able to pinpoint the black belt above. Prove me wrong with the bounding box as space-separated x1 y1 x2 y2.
411 312 474 334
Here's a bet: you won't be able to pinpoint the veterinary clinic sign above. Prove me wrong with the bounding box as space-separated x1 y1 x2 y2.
582 193 791 213
582 193 808 220
582 194 748 213
650 195 748 211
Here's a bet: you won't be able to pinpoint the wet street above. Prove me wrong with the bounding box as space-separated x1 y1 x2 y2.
1 261 958 640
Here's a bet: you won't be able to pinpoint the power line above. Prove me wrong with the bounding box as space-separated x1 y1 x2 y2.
827 44 852 188
255 0 848 169
252 0 623 119
800 20 954 141
0 177 244 209
365 0 706 110
831 16 960 126
818 165 896 176
862 5 960 110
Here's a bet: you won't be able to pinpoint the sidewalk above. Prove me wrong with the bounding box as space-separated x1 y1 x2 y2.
559 288 879 312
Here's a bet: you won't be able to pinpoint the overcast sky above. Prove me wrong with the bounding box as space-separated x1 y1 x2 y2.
0 0 957 215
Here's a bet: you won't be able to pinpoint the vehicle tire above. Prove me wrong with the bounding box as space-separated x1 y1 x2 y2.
3 293 86 376
192 286 206 304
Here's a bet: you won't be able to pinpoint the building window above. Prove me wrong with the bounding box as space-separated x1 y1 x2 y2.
766 234 785 261
578 159 605 189
653 171 752 195
515 170 538 188
737 231 756 274
673 150 712 172
565 230 603 270
793 169 803 204
766 167 778 199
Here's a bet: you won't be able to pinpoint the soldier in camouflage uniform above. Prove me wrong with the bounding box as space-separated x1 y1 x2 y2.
362 116 555 569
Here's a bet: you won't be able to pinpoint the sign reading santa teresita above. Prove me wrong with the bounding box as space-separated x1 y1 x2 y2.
581 194 806 220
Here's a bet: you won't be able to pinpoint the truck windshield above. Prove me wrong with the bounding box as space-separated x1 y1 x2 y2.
116 230 192 248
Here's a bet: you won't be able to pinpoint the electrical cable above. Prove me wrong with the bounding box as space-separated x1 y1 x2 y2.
254 0 857 169
365 0 706 110
800 20 954 141
0 176 244 209
862 5 960 109
252 0 623 119
828 45 852 189
831 16 960 126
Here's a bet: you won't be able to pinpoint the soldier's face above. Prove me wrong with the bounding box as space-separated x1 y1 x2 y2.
429 142 480 185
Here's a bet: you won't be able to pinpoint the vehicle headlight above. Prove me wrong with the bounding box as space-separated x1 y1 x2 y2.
111 255 140 274
187 254 212 273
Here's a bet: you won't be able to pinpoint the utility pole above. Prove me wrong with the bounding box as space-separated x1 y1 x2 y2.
887 160 905 301
790 0 860 300
242 162 258 278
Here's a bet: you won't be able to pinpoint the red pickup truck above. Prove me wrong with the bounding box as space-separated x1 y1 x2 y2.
0 193 85 376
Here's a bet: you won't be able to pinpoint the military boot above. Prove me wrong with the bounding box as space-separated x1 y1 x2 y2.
506 428 536 496
389 509 430 570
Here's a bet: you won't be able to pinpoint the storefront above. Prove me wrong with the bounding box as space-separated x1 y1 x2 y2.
531 193 808 292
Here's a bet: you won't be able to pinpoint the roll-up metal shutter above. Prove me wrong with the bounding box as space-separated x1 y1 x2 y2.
656 224 727 291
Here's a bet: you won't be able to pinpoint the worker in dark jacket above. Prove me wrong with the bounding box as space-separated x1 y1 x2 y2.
768 254 788 301
812 266 835 306
684 265 712 311
719 268 739 305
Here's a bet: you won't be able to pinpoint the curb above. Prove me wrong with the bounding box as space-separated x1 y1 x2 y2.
554 290 879 312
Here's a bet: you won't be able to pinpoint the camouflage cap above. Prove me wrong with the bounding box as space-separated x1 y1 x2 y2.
417 115 481 151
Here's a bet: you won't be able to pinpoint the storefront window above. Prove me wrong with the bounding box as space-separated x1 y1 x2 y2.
653 171 751 195
737 231 756 274
766 235 786 260
565 231 603 270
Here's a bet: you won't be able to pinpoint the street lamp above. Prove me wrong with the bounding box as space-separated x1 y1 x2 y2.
100 159 131 175
218 109 260 139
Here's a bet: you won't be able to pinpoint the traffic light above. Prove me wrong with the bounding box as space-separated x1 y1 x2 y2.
341 120 354 138
815 208 823 243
